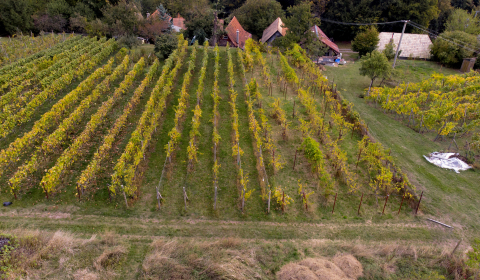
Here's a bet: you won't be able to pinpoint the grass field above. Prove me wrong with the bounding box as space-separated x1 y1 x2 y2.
0 40 478 279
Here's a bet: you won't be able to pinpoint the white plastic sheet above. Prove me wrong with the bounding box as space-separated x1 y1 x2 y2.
423 152 472 173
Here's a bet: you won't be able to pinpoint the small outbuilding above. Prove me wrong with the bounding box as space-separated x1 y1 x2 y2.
377 32 432 59
310 25 340 56
218 16 252 49
260 17 287 45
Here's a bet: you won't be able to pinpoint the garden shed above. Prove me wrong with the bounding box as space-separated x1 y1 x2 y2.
260 17 287 45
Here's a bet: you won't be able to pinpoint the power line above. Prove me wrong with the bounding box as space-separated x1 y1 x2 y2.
407 22 479 53
320 18 405 26
320 17 479 54
408 21 479 51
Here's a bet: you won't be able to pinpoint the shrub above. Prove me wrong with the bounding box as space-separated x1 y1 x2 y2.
154 33 178 59
430 30 478 68
352 27 379 57
383 39 400 61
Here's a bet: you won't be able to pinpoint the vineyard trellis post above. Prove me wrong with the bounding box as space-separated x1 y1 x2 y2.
382 195 389 215
156 146 169 210
332 192 338 214
358 193 364 215
398 193 405 214
415 191 424 215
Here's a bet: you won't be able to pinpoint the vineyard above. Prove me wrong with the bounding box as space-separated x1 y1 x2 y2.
368 73 480 162
0 35 426 221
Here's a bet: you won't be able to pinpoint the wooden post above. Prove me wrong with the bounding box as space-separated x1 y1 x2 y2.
183 187 188 210
123 191 128 208
293 150 298 170
398 193 405 214
415 191 423 215
303 192 308 211
358 193 364 215
292 100 296 118
451 239 462 256
267 190 271 213
156 187 162 210
382 195 389 215
332 193 338 214
214 185 217 210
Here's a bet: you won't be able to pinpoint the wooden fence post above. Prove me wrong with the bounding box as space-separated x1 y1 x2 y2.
332 193 338 214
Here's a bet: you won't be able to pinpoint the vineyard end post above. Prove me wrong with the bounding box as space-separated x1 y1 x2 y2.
358 193 364 215
293 150 298 170
382 195 389 215
398 194 405 215
332 193 338 214
267 190 271 214
415 191 423 215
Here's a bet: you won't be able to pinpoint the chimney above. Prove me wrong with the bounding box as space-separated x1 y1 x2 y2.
236 30 239 48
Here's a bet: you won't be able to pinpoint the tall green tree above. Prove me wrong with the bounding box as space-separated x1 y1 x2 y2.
102 0 140 36
445 8 480 35
232 0 284 38
359 50 391 95
282 2 319 44
0 0 34 35
352 26 379 57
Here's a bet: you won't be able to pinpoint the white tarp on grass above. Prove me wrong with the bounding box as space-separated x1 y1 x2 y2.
423 152 472 173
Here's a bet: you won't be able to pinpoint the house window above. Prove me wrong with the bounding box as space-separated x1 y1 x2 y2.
222 36 228 39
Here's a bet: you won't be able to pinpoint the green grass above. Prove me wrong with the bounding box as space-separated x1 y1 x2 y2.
324 59 480 241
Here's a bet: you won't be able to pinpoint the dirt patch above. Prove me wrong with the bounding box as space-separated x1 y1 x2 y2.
277 256 364 280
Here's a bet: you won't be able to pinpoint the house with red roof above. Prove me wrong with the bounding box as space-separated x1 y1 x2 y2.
172 14 186 32
219 16 252 49
311 25 340 56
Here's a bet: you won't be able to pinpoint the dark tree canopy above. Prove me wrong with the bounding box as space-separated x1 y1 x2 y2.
232 0 285 39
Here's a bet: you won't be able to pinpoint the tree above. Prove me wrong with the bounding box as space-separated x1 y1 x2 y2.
305 39 329 60
430 30 478 68
352 26 379 57
231 0 285 38
359 50 391 95
445 8 480 35
184 12 214 39
382 39 399 61
102 0 140 36
0 0 34 35
155 33 178 59
275 2 318 48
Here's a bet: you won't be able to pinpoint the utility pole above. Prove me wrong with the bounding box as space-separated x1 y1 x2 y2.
393 20 409 69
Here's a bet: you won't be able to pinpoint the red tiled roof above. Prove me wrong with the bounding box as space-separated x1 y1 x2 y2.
311 25 339 54
225 16 252 49
172 14 186 30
